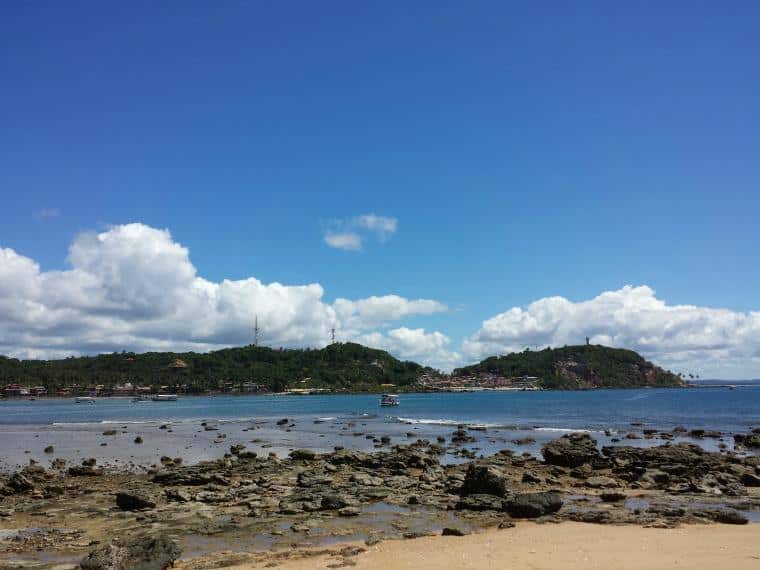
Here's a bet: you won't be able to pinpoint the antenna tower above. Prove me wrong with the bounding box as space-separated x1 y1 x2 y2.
254 315 260 347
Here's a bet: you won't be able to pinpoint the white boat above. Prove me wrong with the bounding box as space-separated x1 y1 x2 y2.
75 396 96 404
151 394 178 402
379 394 399 407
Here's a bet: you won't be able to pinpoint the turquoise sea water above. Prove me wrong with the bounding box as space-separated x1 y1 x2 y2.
2 385 758 432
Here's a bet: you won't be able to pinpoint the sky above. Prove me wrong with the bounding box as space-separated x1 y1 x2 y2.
1 2 759 377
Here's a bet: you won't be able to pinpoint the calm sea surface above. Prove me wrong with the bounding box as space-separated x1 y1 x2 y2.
2 385 758 432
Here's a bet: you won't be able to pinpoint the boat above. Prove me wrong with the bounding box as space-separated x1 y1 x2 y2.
379 394 399 407
151 394 178 402
132 395 150 403
75 396 96 404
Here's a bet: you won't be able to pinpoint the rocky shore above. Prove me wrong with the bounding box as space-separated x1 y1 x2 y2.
1 426 758 569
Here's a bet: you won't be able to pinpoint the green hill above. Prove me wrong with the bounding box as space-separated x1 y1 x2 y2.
454 345 684 389
0 343 427 393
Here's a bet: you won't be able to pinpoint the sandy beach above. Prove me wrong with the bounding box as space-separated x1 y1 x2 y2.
179 522 760 570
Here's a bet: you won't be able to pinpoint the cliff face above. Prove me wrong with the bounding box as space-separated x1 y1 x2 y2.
456 345 685 389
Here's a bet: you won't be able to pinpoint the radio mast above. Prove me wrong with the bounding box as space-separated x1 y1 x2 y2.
254 315 260 347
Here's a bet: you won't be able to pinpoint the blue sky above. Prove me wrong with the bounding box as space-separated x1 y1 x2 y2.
1 2 759 376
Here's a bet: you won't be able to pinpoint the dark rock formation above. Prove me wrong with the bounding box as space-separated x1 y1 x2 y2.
503 491 563 518
80 534 180 570
459 464 509 497
542 433 601 467
116 492 156 511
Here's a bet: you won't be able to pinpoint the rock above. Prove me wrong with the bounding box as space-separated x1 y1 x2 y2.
455 494 504 511
82 457 97 467
511 437 536 445
599 492 627 502
276 418 289 426
153 469 214 486
321 494 352 510
116 492 156 511
451 428 476 444
646 504 686 518
44 445 54 454
459 464 509 497
102 430 118 436
498 520 516 529
4 472 34 494
134 436 143 444
164 488 192 502
441 527 468 536
351 473 383 486
734 433 760 449
80 534 180 570
521 472 542 484
291 522 310 532
338 506 360 517
541 433 601 467
278 501 303 515
585 476 619 489
706 509 749 525
740 473 760 487
568 510 612 524
51 458 67 469
570 464 593 479
67 465 102 477
504 492 563 518
289 449 316 461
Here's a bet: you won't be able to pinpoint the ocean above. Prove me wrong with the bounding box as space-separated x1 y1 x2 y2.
1 386 757 472
1 385 758 431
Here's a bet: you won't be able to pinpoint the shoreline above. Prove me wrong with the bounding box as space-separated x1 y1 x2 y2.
176 522 760 570
1 426 759 568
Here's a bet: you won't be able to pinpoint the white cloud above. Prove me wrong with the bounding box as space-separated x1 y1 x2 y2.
0 223 451 368
324 232 363 251
356 214 397 241
463 285 760 378
323 213 397 251
357 327 460 370
334 295 447 331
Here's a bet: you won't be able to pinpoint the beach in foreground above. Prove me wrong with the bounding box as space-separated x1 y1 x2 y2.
182 522 760 570
0 389 758 568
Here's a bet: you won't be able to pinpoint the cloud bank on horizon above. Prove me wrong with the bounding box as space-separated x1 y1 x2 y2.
1 223 758 377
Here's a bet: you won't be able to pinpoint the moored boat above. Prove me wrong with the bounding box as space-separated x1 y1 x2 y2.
74 396 96 404
151 394 178 402
379 394 399 407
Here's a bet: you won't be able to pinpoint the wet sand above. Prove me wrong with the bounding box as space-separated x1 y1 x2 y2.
184 522 760 570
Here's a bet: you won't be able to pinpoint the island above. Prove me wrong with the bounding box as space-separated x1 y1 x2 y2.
1 343 684 398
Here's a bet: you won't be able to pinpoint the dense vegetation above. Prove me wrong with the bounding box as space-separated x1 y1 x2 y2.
454 345 684 389
0 343 427 393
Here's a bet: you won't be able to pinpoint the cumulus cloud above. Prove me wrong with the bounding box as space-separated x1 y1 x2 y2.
334 295 447 332
323 213 398 251
463 285 760 378
0 223 448 365
324 232 363 251
356 327 460 370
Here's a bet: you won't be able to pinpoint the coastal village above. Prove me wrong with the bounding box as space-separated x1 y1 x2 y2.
2 370 542 399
